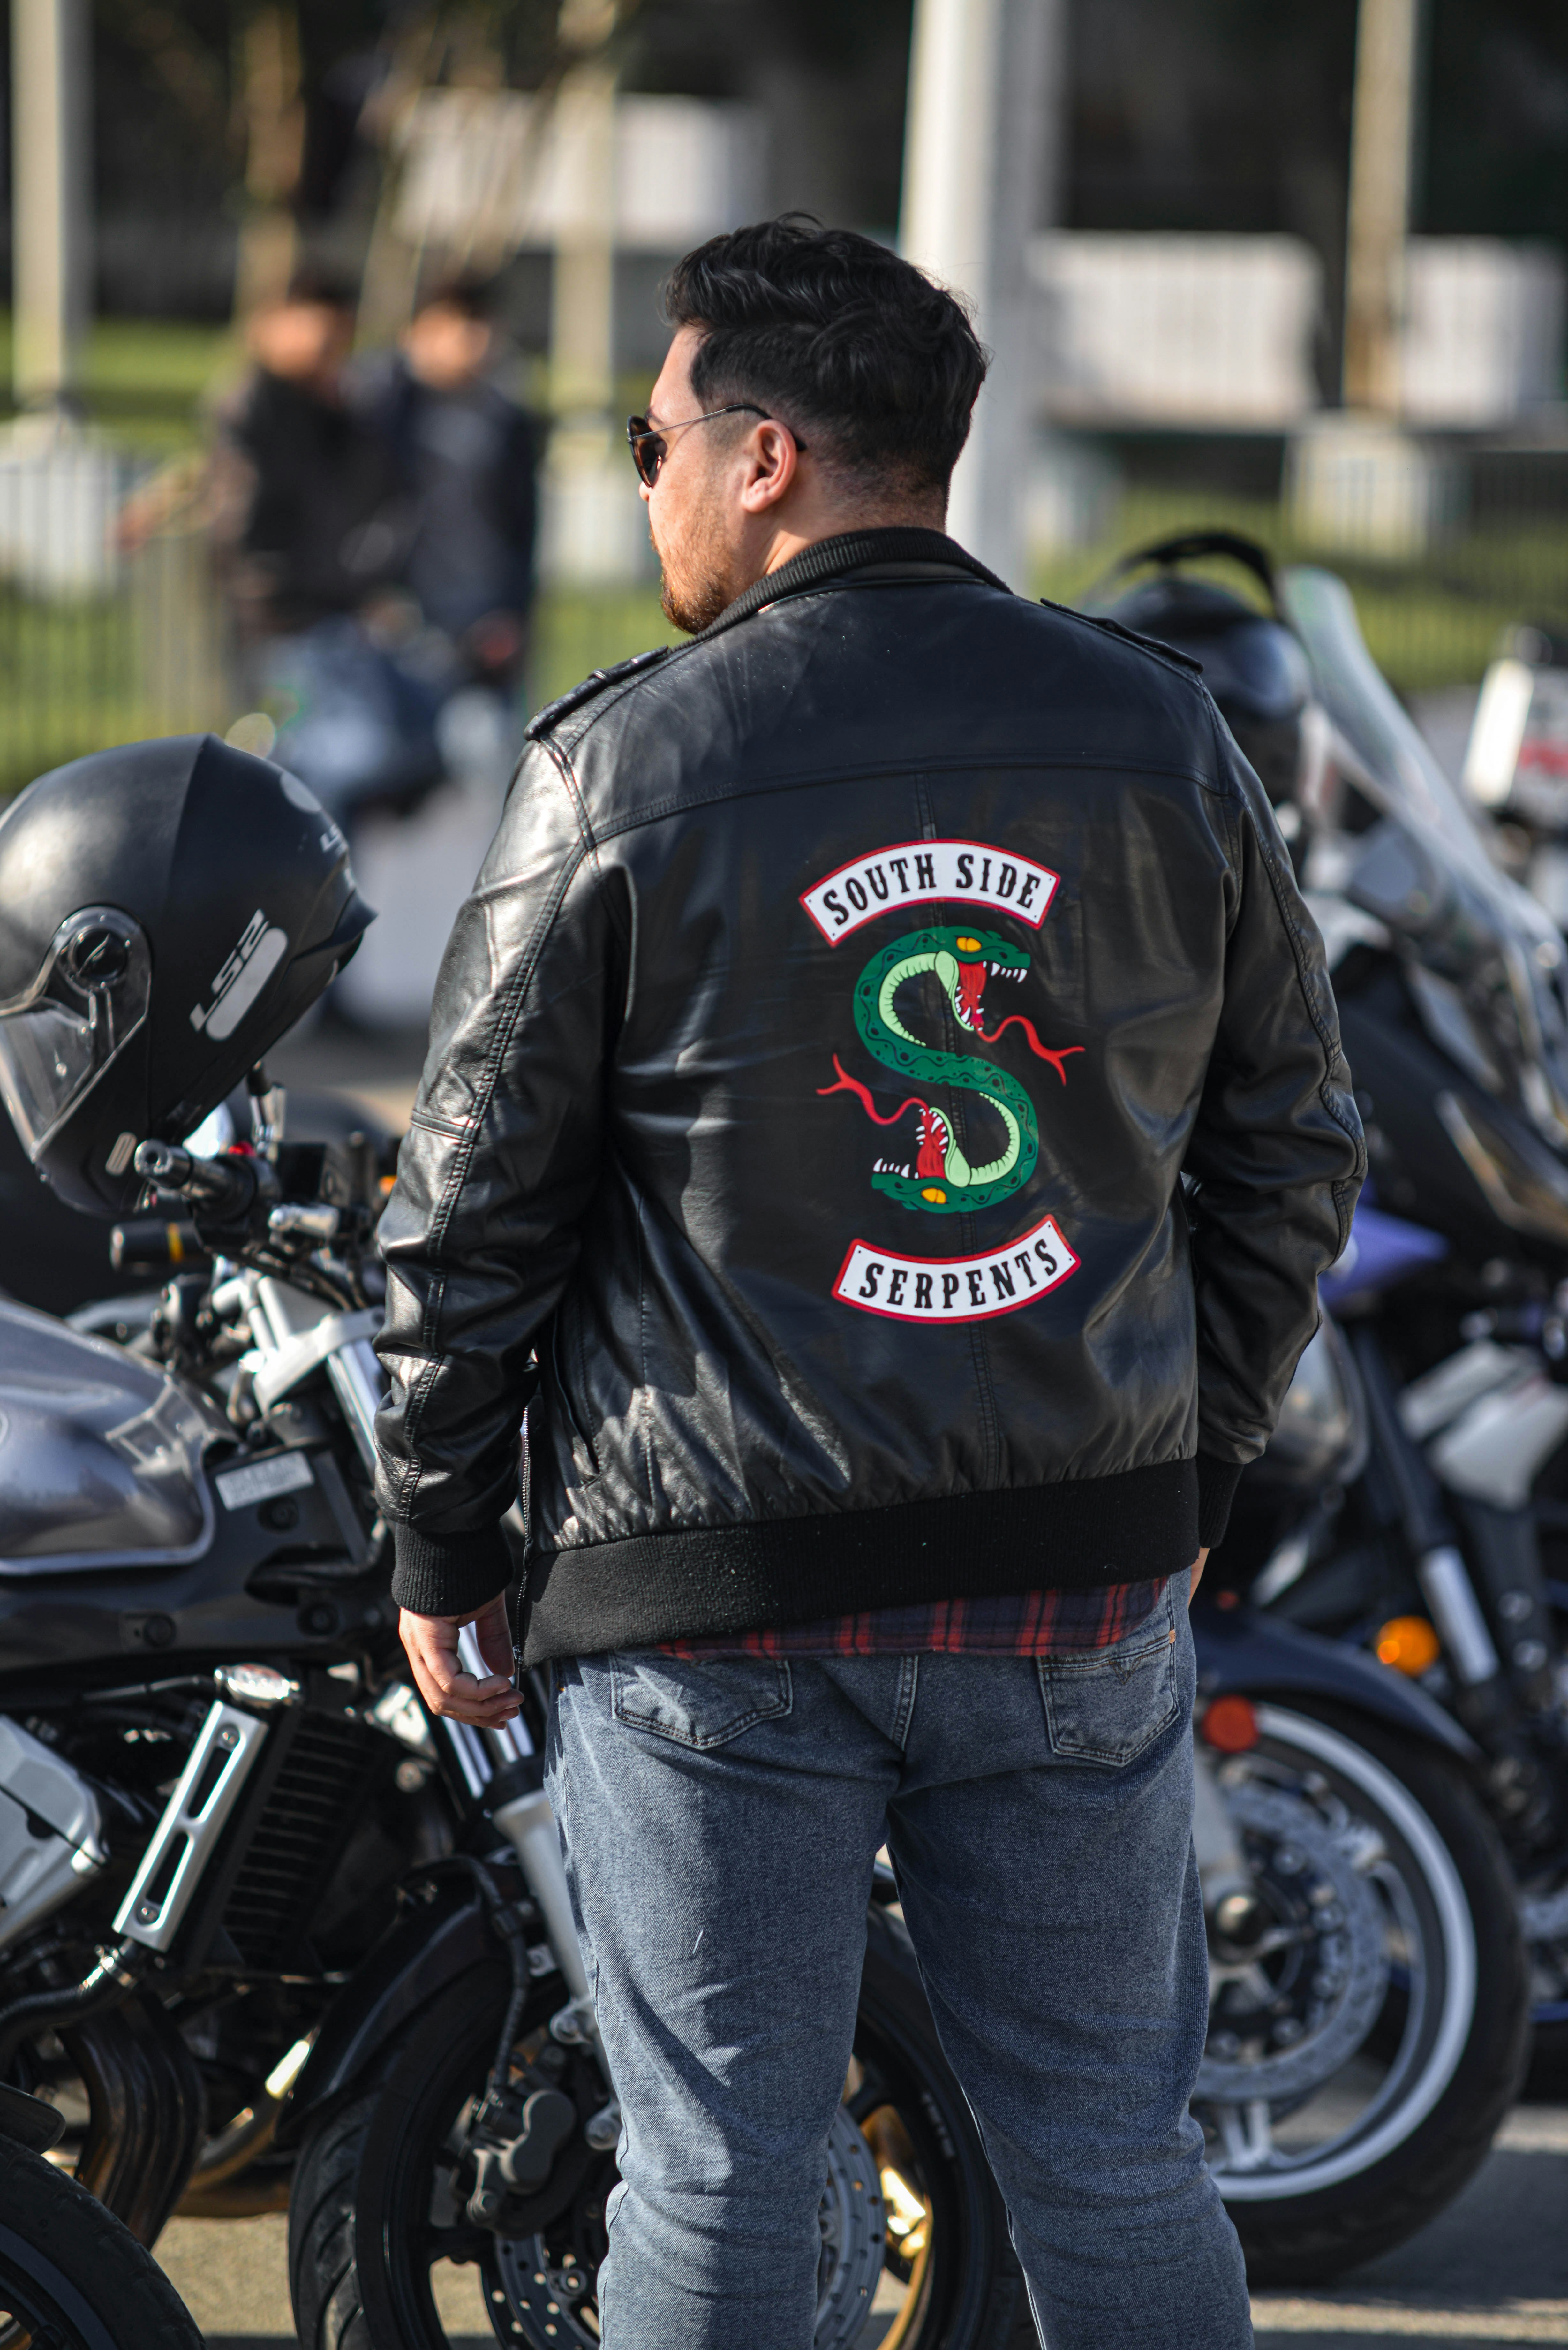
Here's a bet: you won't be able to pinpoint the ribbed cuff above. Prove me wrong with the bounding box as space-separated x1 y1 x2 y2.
1196 1455 1245 1549
390 1522 513 1618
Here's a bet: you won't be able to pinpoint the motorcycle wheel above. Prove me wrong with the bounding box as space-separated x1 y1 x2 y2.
289 1906 1035 2350
1195 1700 1527 2285
0 2137 204 2350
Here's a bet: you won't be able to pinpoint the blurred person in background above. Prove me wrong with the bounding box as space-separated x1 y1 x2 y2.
212 269 444 824
367 275 541 728
213 269 403 644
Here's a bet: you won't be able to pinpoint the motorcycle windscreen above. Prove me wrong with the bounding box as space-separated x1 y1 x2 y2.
1283 564 1568 1137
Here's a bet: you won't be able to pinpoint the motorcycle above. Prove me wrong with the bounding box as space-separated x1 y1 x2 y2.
0 2081 203 2350
0 1097 1032 2346
1201 559 1568 2096
1076 533 1535 2280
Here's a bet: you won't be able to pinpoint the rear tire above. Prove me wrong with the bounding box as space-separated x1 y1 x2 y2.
289 1907 1037 2349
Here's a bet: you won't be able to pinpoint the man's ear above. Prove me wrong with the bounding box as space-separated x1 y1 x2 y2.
739 420 801 515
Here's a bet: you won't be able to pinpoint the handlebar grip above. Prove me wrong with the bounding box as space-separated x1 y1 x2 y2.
132 1141 258 1219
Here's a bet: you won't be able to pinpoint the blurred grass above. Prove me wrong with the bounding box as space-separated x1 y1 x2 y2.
0 312 235 451
532 586 672 706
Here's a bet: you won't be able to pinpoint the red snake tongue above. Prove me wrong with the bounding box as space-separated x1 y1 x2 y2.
976 1013 1084 1084
955 962 986 1027
817 1055 928 1126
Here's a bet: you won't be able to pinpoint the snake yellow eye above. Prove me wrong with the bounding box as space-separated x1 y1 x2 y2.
955 936 981 952
921 1186 947 1203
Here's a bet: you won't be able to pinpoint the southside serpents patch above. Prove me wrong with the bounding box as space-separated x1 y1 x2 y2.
801 838 1082 1324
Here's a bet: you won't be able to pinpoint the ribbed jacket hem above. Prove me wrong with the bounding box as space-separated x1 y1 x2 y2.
391 1522 514 1618
521 1461 1199 1664
1196 1455 1245 1550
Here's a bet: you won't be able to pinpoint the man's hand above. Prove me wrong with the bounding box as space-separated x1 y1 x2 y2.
1187 1548 1210 1603
399 1593 521 1725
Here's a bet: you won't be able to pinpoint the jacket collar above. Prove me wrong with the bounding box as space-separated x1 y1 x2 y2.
687 526 1011 647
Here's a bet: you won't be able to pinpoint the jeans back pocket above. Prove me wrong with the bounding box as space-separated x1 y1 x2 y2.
1037 1603 1180 1767
609 1653 793 1751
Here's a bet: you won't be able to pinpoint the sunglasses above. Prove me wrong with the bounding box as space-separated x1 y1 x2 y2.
625 404 808 488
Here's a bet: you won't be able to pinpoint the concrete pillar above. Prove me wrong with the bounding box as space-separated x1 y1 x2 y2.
899 0 1063 586
1343 0 1423 414
11 0 91 413
550 0 618 421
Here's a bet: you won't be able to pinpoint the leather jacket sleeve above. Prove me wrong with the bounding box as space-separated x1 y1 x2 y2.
1183 712 1366 1542
375 739 616 1615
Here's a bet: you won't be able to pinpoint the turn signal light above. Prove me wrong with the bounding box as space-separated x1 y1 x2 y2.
1376 1616 1441 1676
1200 1695 1259 1753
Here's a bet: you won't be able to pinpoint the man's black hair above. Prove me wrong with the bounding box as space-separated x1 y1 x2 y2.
664 216 987 495
416 272 499 322
282 263 358 313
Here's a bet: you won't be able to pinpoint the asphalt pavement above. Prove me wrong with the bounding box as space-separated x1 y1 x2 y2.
150 2099 1568 2348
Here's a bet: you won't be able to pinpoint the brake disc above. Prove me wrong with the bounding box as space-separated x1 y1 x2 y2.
1195 1781 1390 2107
814 2104 888 2347
490 2104 887 2349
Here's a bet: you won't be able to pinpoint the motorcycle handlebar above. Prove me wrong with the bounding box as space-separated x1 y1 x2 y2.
133 1140 259 1220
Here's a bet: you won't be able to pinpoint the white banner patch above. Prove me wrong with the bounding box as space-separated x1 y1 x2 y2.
833 1212 1079 1323
801 839 1059 943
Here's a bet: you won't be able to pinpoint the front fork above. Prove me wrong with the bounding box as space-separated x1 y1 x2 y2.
436 1632 617 2125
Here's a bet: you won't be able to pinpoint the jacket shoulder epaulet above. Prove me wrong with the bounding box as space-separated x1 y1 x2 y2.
524 647 672 742
1040 600 1206 679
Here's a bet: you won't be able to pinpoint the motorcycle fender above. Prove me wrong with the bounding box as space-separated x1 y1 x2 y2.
277 1891 497 2146
1193 1601 1479 1762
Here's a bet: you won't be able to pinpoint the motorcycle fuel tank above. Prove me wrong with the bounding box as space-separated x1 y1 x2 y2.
0 1298 224 1572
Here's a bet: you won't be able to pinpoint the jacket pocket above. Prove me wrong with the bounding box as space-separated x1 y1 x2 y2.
1037 1600 1180 1767
610 1654 792 1751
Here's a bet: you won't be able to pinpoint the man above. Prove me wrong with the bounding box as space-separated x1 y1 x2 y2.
365 275 540 700
212 269 403 647
379 219 1363 2348
208 270 447 821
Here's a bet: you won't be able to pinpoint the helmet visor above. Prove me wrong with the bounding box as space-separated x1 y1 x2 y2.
0 907 151 1159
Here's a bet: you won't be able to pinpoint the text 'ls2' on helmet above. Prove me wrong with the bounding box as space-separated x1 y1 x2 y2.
0 733 373 1214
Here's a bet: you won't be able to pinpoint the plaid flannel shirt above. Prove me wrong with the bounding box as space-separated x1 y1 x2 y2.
661 1577 1167 1659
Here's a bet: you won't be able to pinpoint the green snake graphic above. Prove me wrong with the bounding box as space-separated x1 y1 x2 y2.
819 924 1082 1216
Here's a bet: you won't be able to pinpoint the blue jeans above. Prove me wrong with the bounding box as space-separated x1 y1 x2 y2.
546 1578 1251 2350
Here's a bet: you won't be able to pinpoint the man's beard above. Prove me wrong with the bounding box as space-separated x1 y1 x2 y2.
652 497 740 635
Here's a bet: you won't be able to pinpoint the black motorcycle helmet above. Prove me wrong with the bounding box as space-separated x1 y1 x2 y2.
0 734 373 1214
1095 532 1314 805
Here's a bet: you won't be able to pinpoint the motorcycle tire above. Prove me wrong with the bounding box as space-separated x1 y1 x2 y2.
289 1905 1037 2350
0 2136 204 2350
1200 1699 1527 2286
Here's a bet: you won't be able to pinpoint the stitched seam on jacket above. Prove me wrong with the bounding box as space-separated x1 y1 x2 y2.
1215 709 1362 1254
395 762 593 1520
570 750 1222 848
545 576 1209 754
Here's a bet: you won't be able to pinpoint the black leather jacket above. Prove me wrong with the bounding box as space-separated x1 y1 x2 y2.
376 529 1364 1660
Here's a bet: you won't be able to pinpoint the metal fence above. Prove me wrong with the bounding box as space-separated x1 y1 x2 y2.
1 426 1567 800
0 437 229 798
